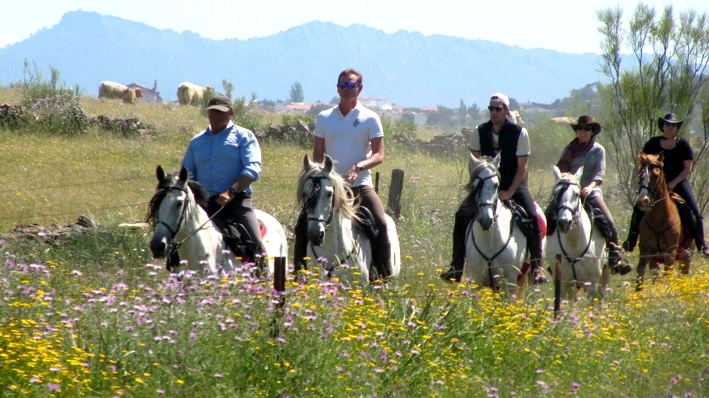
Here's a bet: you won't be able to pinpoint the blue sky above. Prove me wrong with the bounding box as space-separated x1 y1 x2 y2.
0 0 706 53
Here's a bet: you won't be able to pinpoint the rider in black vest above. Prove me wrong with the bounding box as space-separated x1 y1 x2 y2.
441 93 548 284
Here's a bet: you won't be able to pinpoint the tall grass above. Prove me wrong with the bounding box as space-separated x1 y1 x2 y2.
1 87 707 397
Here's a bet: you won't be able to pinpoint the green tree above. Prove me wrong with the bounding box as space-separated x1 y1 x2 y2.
596 4 709 207
289 82 304 103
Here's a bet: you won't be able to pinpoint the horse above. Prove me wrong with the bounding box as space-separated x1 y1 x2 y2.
635 152 692 290
546 166 609 303
296 154 401 285
147 165 288 278
462 153 543 297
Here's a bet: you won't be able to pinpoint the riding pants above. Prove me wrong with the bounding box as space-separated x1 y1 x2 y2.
206 193 264 262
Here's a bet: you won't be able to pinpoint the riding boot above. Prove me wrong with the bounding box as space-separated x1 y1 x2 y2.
371 238 392 281
607 239 633 275
544 200 557 236
622 206 643 252
293 211 309 273
692 216 709 256
528 233 548 284
441 207 469 283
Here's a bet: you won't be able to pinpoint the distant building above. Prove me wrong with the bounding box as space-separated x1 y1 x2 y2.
359 97 392 111
127 80 163 103
274 102 312 113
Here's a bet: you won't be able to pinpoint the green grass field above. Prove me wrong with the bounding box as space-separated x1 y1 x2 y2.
1 89 707 397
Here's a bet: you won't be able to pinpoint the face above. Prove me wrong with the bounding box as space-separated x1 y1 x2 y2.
337 73 362 101
662 122 678 137
488 101 508 124
207 109 234 133
575 126 593 143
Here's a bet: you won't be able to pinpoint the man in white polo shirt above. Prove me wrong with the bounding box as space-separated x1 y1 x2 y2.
293 68 391 279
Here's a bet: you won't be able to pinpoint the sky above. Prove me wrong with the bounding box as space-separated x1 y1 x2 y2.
0 0 706 54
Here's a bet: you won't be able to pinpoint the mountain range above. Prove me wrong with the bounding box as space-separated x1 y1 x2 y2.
0 11 608 108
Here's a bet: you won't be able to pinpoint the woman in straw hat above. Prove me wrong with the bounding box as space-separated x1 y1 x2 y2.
622 113 709 256
549 115 633 275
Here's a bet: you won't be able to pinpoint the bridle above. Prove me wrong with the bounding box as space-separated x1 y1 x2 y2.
554 180 582 230
151 184 224 263
304 176 334 229
473 170 501 220
637 163 668 207
553 179 592 283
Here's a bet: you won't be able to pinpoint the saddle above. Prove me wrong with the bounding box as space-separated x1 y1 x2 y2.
671 194 697 237
355 206 380 241
503 200 546 237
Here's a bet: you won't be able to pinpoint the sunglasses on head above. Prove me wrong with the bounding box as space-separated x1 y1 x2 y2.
337 81 360 89
575 126 593 132
487 105 506 112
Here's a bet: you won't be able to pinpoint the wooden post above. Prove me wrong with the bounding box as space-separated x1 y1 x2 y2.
270 256 287 338
554 254 561 319
387 169 405 218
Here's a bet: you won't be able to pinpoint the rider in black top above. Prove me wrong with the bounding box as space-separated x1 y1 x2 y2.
623 112 709 256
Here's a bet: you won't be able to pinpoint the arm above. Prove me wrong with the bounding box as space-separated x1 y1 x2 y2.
582 146 605 196
499 156 528 201
344 136 384 184
667 160 692 191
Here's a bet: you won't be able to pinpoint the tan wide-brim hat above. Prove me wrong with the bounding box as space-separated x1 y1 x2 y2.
569 115 601 136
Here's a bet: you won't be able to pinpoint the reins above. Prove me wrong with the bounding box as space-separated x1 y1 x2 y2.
470 212 516 289
553 180 592 284
153 185 225 260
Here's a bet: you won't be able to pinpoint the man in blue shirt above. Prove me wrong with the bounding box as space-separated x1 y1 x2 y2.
182 95 263 263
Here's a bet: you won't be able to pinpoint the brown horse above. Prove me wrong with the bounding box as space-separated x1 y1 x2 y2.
635 152 693 291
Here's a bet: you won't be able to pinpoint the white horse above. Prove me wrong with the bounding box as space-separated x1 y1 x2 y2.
463 153 542 297
546 166 609 302
297 154 401 285
148 165 288 278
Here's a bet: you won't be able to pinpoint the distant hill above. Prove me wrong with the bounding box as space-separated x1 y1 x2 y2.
0 11 608 108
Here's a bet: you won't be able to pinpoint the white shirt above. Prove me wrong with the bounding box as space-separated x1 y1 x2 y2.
314 101 384 187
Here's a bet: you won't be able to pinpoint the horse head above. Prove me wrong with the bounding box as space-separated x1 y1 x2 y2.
636 152 665 211
552 165 583 233
298 154 356 246
469 153 501 230
148 165 192 259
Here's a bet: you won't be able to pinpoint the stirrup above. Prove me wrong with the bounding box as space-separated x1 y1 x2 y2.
440 266 463 283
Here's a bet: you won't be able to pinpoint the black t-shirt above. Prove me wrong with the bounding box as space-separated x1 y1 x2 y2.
642 136 694 182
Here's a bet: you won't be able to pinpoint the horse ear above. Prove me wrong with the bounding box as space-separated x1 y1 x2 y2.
156 165 165 182
178 165 189 184
324 155 334 173
573 166 584 181
553 165 562 182
658 151 665 162
303 154 312 170
469 152 480 176
492 153 501 168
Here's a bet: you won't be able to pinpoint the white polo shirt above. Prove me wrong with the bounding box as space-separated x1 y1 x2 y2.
314 102 384 187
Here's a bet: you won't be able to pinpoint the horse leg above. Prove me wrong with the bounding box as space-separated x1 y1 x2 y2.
636 256 649 292
680 248 691 275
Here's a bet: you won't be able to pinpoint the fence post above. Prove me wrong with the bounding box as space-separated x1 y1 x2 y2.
270 256 287 338
387 169 405 218
554 254 561 319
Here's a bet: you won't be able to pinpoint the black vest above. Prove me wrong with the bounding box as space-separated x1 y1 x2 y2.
477 119 527 190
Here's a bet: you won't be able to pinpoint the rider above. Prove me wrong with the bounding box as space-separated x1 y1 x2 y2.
181 94 264 264
548 115 633 275
622 112 709 256
292 67 392 279
441 93 547 284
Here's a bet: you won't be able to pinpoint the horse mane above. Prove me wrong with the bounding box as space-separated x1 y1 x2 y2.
549 172 580 203
146 170 210 225
636 152 663 171
296 161 358 220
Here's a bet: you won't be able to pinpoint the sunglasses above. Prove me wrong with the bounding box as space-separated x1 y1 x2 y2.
575 126 593 132
487 105 506 112
337 82 361 89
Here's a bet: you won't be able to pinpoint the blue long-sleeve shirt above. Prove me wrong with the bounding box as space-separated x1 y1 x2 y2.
182 121 261 196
